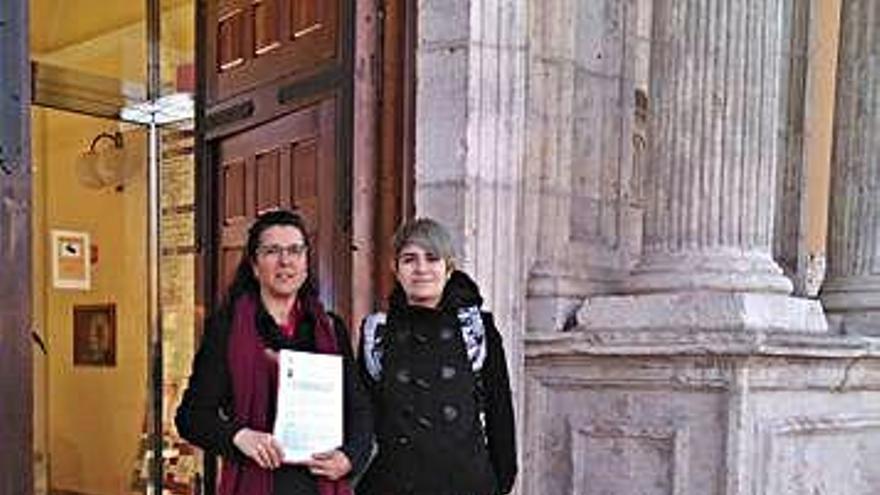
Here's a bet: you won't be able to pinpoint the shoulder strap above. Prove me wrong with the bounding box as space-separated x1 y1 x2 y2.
360 312 387 381
457 306 488 372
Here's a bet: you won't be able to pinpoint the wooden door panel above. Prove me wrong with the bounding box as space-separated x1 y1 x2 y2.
291 0 322 34
221 158 247 220
217 9 246 71
209 0 339 104
216 97 344 313
253 0 281 55
221 247 243 289
255 147 282 211
291 137 319 224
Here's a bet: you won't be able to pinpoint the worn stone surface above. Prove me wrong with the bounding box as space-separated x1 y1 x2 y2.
579 0 827 334
579 291 828 333
525 330 880 495
524 0 641 331
413 2 879 495
635 0 792 294
774 0 813 297
822 0 880 336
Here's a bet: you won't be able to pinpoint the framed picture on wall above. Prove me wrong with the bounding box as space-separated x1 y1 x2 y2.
73 304 116 367
51 229 91 290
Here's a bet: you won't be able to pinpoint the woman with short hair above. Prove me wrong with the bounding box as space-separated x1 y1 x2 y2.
358 218 518 495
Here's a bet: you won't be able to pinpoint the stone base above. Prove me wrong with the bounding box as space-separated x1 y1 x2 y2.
826 311 880 336
524 330 880 495
526 267 617 332
822 277 880 335
577 291 828 333
526 294 583 332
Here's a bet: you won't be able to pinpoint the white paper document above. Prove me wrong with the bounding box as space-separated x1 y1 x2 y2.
272 350 343 463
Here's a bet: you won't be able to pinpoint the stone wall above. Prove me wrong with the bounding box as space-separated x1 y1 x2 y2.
525 331 880 495
414 1 880 494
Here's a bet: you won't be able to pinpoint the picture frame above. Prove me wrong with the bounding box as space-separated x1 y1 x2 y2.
51 229 91 290
73 303 116 367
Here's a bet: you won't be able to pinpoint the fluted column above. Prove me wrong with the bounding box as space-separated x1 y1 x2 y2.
579 0 826 332
631 0 792 293
822 0 880 336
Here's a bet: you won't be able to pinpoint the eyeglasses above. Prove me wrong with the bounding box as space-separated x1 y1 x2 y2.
256 243 308 259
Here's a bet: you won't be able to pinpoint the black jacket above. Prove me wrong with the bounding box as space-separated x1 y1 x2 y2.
357 271 518 495
175 297 374 493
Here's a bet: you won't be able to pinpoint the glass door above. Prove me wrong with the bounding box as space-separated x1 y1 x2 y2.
30 1 198 493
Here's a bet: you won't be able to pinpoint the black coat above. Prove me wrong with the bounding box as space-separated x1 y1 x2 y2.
175 297 374 494
357 271 518 495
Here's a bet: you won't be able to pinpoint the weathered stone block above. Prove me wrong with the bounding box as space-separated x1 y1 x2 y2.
524 330 880 495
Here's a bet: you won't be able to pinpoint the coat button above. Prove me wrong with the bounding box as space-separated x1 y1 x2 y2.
414 332 429 344
440 365 456 380
443 405 459 422
396 435 411 446
440 327 455 340
414 377 431 390
396 368 412 384
416 416 433 429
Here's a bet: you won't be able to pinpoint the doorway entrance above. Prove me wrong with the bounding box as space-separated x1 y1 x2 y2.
8 0 413 493
30 1 199 494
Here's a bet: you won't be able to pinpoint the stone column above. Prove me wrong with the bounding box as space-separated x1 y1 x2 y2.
525 0 641 332
414 0 528 386
580 0 826 332
822 0 880 336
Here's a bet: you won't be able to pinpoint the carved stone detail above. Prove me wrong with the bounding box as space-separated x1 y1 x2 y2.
524 336 880 495
755 414 880 495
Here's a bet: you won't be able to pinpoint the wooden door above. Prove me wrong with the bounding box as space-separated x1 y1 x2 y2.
202 0 353 321
216 98 349 315
207 0 340 105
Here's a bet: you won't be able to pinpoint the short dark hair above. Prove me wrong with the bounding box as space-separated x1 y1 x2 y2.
393 217 457 270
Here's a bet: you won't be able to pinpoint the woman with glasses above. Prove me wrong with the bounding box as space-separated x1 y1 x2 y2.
176 209 372 495
357 218 517 495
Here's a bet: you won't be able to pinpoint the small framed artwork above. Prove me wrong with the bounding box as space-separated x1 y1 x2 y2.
51 230 91 290
73 304 116 367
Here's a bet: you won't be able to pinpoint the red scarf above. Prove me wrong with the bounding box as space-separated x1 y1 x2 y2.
220 292 353 495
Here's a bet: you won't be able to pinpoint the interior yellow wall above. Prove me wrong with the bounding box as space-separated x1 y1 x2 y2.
804 0 841 257
29 1 197 493
32 106 149 495
32 2 194 93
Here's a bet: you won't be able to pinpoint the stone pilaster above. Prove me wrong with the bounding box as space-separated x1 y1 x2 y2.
821 0 880 336
523 330 880 495
579 0 826 332
414 0 528 394
525 0 641 331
